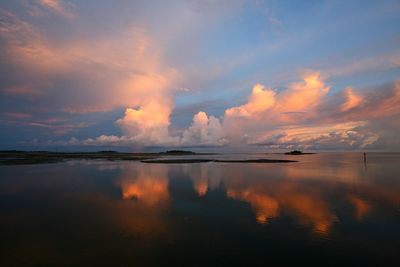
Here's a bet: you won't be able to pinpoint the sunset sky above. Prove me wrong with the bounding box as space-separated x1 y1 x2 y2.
1 0 399 151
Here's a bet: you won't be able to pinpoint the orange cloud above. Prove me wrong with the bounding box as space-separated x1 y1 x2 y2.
224 71 329 125
277 71 330 112
116 100 177 145
225 84 276 117
225 72 329 119
341 87 363 111
218 71 330 146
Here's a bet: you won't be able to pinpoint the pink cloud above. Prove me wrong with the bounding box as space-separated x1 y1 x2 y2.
38 0 75 19
1 112 32 119
340 87 364 112
3 86 40 96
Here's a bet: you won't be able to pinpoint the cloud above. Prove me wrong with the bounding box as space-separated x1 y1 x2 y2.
248 121 382 151
0 10 71 72
225 84 276 117
221 71 331 145
1 112 32 119
340 87 363 112
0 10 180 145
27 121 91 135
62 72 400 150
116 100 178 146
181 111 226 146
3 86 41 97
82 110 226 147
277 71 330 112
323 50 400 78
0 10 178 113
220 73 400 150
316 81 400 129
224 71 329 123
1 3 399 151
38 0 75 19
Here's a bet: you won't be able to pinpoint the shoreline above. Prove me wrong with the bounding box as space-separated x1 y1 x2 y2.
0 151 297 165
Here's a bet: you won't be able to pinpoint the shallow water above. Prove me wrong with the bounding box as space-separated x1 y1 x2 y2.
1 153 399 266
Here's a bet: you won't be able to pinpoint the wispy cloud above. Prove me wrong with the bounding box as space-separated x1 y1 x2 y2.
1 112 32 119
38 0 75 19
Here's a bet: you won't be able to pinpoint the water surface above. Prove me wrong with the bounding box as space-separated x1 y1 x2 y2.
1 153 399 266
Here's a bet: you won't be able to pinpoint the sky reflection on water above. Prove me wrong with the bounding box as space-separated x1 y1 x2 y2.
0 153 399 266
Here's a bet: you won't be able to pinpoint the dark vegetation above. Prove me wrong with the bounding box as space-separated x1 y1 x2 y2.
159 150 217 155
142 159 213 163
284 150 315 155
0 151 158 165
159 150 196 155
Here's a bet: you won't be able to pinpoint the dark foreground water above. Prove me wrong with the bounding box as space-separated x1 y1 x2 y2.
0 153 399 266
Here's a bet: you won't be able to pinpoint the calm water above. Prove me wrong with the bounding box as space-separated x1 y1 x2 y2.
1 153 399 266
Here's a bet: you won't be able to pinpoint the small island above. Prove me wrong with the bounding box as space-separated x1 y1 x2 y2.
284 150 315 155
159 150 196 155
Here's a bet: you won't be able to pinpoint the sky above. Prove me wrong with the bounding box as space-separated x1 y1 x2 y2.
0 0 400 152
